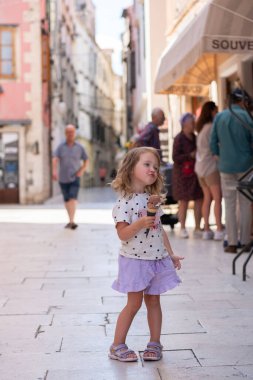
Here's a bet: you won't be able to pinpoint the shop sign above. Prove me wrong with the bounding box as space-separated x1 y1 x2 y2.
206 37 253 52
167 84 209 96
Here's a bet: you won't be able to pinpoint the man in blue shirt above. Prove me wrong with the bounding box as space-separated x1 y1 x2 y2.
52 124 88 229
210 89 253 253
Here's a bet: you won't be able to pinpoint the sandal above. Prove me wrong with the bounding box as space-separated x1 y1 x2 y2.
108 343 138 362
143 342 163 361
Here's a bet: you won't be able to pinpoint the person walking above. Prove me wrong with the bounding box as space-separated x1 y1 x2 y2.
210 88 253 253
172 113 203 239
134 108 165 157
52 124 88 229
195 101 224 240
109 147 183 362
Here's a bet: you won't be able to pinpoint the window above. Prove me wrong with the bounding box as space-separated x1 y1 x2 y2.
0 26 16 79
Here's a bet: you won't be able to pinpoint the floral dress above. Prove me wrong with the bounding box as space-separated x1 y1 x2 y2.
172 131 203 201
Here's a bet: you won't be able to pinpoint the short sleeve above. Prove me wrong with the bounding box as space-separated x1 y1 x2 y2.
112 197 132 225
53 145 61 158
81 146 88 161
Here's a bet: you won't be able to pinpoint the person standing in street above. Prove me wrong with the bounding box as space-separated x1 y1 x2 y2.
109 147 183 362
210 88 253 253
52 124 88 229
134 108 165 158
195 101 224 241
172 113 203 239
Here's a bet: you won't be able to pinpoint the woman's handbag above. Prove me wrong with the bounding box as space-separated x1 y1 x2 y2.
181 160 194 176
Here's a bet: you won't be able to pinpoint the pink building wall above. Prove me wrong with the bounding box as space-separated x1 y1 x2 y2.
0 0 50 127
0 2 31 119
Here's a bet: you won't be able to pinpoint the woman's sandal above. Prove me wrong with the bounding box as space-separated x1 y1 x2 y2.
109 343 138 362
143 342 163 361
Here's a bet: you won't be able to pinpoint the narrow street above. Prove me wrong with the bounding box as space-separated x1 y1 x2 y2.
0 187 252 380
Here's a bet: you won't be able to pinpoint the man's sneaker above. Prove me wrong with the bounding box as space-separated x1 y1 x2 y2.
224 245 237 254
180 229 189 239
214 230 224 241
202 230 214 240
193 229 203 239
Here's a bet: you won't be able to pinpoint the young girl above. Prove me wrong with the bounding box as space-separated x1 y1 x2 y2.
109 147 183 362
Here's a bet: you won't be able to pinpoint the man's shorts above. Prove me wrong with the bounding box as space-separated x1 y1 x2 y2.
59 177 80 202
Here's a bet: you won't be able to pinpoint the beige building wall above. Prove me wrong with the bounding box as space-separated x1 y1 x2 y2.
145 0 168 118
154 0 213 158
22 0 50 203
25 2 48 203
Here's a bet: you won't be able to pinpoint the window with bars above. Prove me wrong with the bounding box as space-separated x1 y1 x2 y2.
0 26 16 79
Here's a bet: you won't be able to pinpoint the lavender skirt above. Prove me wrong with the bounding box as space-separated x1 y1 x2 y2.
112 255 181 295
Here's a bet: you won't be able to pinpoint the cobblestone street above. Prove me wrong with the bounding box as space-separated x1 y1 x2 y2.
0 187 253 380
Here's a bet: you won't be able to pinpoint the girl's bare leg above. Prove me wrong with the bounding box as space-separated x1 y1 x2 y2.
144 294 162 358
113 291 143 354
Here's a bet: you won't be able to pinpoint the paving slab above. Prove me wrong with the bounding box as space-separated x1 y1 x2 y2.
0 187 252 379
159 365 253 379
106 309 205 336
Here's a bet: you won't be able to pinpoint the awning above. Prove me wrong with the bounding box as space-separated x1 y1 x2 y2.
0 119 31 127
155 0 253 96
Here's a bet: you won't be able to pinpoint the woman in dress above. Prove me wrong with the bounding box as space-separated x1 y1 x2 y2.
172 113 203 238
195 101 224 241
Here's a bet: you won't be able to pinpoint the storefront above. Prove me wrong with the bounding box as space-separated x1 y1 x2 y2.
0 132 19 203
0 120 29 204
155 0 253 108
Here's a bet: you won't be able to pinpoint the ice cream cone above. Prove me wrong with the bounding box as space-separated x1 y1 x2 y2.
145 208 157 237
145 195 163 237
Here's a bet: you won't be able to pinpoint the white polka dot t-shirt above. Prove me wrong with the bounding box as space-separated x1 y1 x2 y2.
112 193 168 260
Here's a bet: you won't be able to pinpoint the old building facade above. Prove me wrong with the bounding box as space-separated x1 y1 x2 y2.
122 0 253 161
155 0 253 137
0 0 51 203
50 0 123 188
121 0 170 161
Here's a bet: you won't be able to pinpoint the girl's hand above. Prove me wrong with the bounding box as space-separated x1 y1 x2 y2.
171 255 184 270
138 216 156 229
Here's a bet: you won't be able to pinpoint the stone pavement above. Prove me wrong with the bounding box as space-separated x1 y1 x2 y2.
0 187 252 380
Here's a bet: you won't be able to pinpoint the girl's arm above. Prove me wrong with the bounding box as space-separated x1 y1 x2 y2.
162 228 184 269
162 228 175 257
116 216 155 241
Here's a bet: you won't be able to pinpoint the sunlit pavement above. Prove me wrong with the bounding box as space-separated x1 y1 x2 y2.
0 187 253 380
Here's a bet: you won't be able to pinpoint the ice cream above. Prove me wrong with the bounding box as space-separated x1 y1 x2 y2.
145 195 162 237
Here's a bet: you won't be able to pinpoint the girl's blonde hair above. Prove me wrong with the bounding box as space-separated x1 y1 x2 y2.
111 147 164 196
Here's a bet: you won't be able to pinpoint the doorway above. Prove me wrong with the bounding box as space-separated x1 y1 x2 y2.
0 132 19 203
